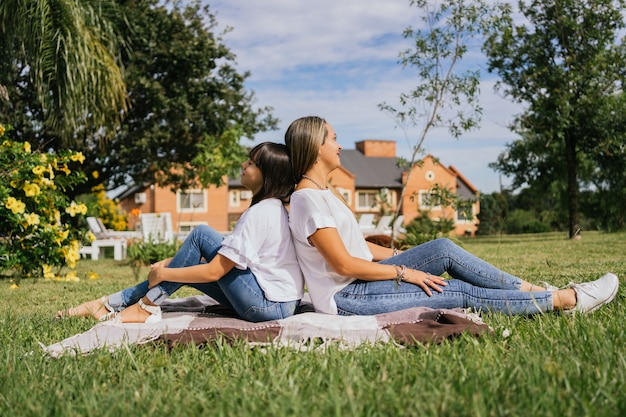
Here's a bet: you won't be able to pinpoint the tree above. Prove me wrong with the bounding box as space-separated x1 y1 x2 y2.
379 0 488 240
2 0 277 195
92 0 278 192
0 0 128 143
483 0 626 238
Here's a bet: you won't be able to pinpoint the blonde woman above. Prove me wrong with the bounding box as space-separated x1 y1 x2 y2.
285 116 618 316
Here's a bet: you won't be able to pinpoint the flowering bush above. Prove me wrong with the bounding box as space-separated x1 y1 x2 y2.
0 124 91 281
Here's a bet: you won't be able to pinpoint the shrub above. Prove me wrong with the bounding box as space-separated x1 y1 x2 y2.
0 125 90 280
127 239 181 280
398 211 456 248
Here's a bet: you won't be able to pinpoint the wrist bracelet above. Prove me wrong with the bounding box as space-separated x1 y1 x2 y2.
393 265 407 284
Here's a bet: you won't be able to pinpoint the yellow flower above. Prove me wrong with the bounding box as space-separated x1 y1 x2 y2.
9 283 19 290
87 231 96 242
39 177 56 189
23 212 40 226
88 271 100 280
63 271 80 282
0 125 5 137
54 228 70 244
2 140 10 147
59 164 71 175
5 197 25 214
63 240 81 268
92 170 99 179
32 165 46 176
42 264 55 280
70 152 85 163
23 182 41 197
23 142 31 153
65 201 87 217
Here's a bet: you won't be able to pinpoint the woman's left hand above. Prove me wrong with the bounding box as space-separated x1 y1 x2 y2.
402 269 447 296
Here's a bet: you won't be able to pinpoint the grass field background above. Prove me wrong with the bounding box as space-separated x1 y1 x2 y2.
1 231 625 416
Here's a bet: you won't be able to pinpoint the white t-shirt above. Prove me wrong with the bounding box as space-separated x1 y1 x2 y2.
219 198 304 302
289 189 372 314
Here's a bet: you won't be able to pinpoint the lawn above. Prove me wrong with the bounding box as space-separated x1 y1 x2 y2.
1 231 625 417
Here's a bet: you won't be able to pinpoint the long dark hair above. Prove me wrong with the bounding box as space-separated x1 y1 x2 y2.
249 142 295 206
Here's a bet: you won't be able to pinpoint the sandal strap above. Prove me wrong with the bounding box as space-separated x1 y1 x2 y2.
138 299 161 316
101 296 115 314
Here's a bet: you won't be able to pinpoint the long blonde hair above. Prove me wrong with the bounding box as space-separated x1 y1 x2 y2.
284 116 328 180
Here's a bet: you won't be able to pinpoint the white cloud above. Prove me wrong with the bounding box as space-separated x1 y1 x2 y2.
207 0 523 193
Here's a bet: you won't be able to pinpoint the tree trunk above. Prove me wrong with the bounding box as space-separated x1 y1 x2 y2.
565 133 580 239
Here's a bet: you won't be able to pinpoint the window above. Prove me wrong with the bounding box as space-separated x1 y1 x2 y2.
229 190 240 207
177 189 207 212
418 190 442 210
356 191 378 210
336 187 351 205
456 206 474 223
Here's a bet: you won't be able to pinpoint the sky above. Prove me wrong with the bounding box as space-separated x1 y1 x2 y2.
207 0 524 193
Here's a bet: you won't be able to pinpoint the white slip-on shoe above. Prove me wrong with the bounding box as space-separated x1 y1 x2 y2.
564 272 619 314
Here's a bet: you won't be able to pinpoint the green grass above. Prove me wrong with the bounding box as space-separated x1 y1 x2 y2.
1 231 626 417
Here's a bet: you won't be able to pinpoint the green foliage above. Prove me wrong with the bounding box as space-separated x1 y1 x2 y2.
0 0 128 142
483 0 626 237
126 239 181 280
398 210 456 247
0 0 277 197
0 125 90 280
502 209 551 234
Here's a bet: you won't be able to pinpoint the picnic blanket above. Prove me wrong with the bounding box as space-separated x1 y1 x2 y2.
42 295 491 358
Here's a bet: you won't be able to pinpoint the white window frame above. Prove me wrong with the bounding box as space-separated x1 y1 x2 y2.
356 190 378 210
177 189 207 213
418 190 442 210
229 190 241 207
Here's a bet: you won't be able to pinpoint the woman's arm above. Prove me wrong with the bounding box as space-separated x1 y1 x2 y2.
147 254 236 287
309 228 445 295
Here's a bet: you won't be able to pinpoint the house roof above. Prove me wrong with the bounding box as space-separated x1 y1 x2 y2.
339 149 404 188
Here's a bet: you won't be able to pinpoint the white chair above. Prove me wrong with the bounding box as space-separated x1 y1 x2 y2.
372 215 394 235
358 213 377 235
139 212 175 243
86 216 141 240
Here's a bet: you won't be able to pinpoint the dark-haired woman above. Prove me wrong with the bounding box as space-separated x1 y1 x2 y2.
58 142 303 323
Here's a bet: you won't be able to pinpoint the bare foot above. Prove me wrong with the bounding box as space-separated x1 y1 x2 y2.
56 297 111 320
116 303 152 323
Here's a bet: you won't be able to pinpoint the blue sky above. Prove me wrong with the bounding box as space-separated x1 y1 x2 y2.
207 0 524 193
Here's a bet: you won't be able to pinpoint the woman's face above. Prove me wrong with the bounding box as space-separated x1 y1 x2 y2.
318 123 341 170
240 157 263 194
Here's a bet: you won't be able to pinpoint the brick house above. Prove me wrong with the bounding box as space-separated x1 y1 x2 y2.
115 140 480 236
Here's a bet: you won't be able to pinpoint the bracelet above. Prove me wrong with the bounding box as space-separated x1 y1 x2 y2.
393 265 407 284
393 248 398 256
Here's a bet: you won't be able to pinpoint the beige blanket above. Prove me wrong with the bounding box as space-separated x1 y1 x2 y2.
43 296 491 358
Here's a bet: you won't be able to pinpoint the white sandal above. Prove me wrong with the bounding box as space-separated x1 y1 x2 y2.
98 296 118 321
138 299 162 324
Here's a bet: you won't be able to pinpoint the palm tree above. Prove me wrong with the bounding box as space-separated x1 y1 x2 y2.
0 0 128 142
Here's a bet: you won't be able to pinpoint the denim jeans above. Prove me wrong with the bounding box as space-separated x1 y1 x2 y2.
107 225 299 322
335 238 553 316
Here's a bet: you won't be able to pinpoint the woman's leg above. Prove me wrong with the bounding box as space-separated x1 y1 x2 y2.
58 225 224 320
381 238 531 290
335 278 553 316
189 268 300 322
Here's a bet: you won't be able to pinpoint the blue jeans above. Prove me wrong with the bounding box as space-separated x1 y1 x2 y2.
335 238 553 316
107 225 300 322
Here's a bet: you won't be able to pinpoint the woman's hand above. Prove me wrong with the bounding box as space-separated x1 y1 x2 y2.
151 258 172 270
147 264 165 288
401 269 447 296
